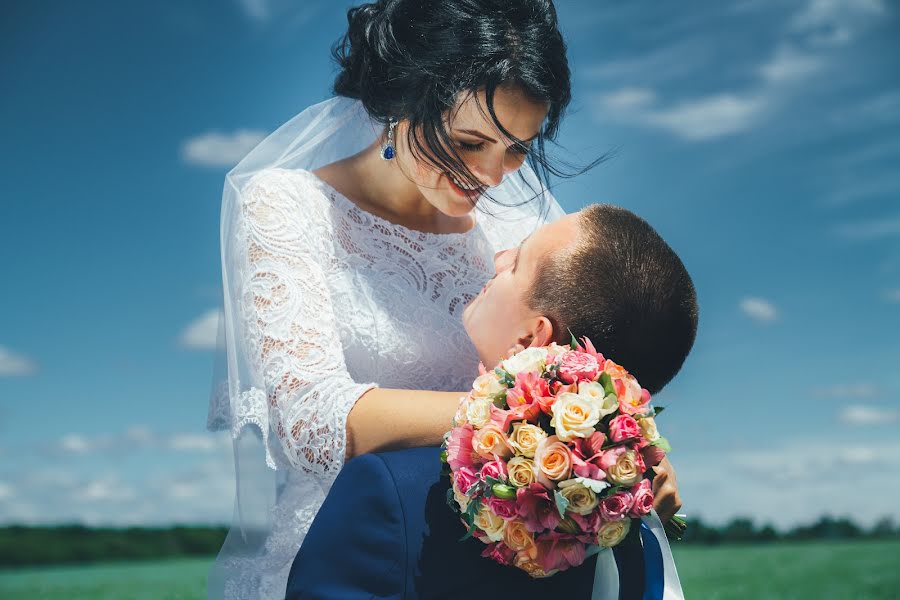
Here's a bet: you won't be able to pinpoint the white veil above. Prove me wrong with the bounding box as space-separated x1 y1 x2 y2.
205 95 566 597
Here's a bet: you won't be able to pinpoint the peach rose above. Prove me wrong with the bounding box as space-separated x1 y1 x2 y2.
534 436 573 482
503 518 537 555
472 424 514 460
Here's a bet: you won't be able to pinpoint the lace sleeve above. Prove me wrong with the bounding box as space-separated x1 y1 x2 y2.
234 168 377 475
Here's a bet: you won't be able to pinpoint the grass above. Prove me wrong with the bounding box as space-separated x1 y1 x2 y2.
673 539 900 599
1 540 898 599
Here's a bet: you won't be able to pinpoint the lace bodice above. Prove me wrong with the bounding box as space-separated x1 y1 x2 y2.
213 167 540 598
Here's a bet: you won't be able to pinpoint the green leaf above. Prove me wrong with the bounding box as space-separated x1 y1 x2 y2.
492 484 517 500
439 450 448 463
553 489 570 518
599 372 616 396
568 328 579 350
653 406 666 417
651 437 673 453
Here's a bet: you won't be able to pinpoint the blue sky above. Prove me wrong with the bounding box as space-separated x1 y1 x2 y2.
1 0 898 527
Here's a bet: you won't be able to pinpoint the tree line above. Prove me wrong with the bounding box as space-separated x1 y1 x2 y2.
1 516 898 567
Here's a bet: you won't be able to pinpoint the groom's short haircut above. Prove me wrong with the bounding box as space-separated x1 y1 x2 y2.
527 204 698 394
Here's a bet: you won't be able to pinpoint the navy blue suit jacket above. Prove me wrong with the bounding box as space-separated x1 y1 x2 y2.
287 447 648 600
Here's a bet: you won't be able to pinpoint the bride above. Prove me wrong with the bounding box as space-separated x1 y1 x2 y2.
206 1 682 598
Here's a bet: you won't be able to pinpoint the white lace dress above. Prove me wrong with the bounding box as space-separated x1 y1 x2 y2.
213 167 545 598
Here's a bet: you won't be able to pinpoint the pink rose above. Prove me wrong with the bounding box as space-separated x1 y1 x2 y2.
486 496 519 520
480 459 508 483
608 415 642 443
453 466 479 495
557 351 600 384
629 479 654 517
447 425 479 471
516 483 561 532
481 541 516 566
642 444 666 468
599 491 634 521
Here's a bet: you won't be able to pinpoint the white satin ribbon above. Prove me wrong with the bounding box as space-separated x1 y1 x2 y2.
589 510 686 600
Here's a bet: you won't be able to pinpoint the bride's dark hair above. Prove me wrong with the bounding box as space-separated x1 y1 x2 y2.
332 0 594 214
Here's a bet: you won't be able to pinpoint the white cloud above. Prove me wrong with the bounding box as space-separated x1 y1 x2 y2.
59 434 96 454
678 438 900 527
835 217 900 240
590 0 886 142
839 404 898 425
0 345 37 376
237 0 270 22
166 433 222 453
810 382 882 399
179 309 221 350
739 297 778 323
75 478 136 503
596 87 657 112
181 130 267 168
885 289 900 303
55 427 227 457
792 0 887 45
0 483 12 501
648 94 768 141
759 45 826 84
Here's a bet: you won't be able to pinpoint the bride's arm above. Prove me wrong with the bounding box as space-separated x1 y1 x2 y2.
344 388 461 460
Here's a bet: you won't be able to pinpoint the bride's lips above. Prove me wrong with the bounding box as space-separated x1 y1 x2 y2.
445 173 484 200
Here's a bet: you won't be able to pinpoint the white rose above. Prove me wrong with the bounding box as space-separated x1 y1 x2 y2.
578 382 618 418
557 479 599 515
550 392 601 442
507 456 538 488
508 422 548 458
501 347 548 376
639 416 660 442
597 518 631 547
474 504 507 542
452 480 470 512
472 373 505 398
465 397 494 429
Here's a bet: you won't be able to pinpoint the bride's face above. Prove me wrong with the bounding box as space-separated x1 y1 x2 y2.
394 85 549 218
463 213 582 369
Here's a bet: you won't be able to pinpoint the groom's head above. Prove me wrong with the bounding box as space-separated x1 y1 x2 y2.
462 204 698 394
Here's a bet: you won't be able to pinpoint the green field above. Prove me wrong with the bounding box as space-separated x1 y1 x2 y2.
1 540 898 599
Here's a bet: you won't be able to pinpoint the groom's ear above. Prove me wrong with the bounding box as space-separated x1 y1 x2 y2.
518 316 554 349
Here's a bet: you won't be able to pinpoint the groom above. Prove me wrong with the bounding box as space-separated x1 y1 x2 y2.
286 204 698 599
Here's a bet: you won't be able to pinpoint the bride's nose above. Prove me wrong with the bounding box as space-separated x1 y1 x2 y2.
493 249 513 271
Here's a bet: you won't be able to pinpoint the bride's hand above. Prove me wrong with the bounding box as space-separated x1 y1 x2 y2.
651 456 682 523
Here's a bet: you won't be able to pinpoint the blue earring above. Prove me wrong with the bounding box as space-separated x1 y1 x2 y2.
381 117 398 160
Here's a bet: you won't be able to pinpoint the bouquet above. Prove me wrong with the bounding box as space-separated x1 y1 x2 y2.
440 335 682 578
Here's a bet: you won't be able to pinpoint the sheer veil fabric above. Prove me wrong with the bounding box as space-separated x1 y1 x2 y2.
205 96 565 598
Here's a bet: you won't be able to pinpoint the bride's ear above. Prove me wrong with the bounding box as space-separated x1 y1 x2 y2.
517 316 554 349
